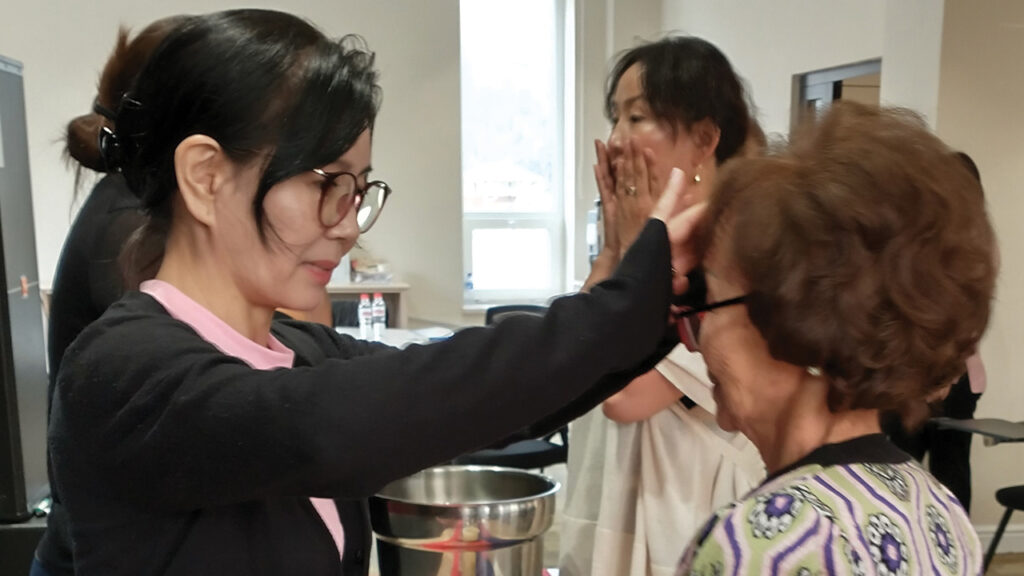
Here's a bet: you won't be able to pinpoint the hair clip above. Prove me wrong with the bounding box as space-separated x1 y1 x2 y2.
92 100 118 122
121 95 143 111
98 126 122 170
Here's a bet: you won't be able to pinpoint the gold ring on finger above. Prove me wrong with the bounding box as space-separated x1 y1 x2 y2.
625 185 637 197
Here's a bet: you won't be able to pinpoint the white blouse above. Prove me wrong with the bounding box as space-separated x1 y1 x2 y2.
559 345 765 576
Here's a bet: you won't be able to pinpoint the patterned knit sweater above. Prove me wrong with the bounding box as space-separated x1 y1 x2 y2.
676 434 981 575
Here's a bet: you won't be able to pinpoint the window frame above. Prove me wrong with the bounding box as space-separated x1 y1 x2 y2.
459 0 572 307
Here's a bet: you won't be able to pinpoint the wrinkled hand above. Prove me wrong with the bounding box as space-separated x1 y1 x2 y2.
650 168 707 295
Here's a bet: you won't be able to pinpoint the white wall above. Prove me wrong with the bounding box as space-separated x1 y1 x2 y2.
570 0 662 283
0 0 467 324
934 0 1024 543
878 0 945 126
661 0 887 137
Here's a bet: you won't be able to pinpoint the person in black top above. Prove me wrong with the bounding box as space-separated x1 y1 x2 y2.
32 17 187 576
47 9 706 576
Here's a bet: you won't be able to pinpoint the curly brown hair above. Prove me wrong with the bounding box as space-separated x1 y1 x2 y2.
700 102 997 425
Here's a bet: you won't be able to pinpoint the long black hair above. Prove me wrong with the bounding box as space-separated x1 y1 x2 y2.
109 9 381 282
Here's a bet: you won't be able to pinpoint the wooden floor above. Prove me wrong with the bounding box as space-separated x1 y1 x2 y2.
989 552 1024 575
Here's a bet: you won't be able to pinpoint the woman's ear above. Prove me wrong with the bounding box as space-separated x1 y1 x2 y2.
690 118 722 166
173 134 228 227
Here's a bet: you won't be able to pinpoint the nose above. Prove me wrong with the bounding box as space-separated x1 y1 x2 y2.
325 203 360 243
607 120 626 159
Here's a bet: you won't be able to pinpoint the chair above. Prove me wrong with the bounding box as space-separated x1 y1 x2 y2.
452 304 570 472
485 304 548 326
332 300 360 327
927 417 1024 573
983 484 1024 572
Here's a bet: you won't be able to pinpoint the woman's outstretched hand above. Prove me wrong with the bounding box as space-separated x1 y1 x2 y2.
650 168 707 295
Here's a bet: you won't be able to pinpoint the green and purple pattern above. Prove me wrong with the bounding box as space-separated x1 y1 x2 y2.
676 460 981 575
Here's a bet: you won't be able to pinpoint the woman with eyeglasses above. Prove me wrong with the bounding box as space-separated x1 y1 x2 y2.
675 102 994 574
561 37 764 576
48 10 707 576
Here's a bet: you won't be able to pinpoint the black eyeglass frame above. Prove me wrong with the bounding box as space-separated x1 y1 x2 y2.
674 294 747 352
311 168 393 233
676 295 747 318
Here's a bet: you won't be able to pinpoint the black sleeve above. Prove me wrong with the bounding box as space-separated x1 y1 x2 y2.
502 334 679 444
53 220 675 512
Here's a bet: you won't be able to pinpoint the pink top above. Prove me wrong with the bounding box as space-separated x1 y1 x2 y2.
966 352 986 394
140 279 346 562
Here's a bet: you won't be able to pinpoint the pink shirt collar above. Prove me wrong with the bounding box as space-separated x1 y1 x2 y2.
140 279 295 370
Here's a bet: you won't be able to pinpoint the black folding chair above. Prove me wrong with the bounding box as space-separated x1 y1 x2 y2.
452 305 569 472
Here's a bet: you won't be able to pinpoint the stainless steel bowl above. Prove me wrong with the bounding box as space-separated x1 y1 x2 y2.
370 465 560 575
371 465 559 550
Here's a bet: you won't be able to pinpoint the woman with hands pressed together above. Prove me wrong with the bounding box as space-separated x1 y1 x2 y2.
561 36 764 576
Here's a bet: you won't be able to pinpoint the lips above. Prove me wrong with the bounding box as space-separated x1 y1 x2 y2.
309 260 339 272
305 260 338 285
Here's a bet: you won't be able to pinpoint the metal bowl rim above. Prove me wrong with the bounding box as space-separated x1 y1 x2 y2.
372 465 561 507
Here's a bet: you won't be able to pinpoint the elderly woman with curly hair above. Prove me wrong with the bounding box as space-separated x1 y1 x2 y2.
675 102 996 575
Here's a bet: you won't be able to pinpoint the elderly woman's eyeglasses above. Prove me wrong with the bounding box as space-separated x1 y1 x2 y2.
312 168 393 233
673 269 748 352
675 295 747 353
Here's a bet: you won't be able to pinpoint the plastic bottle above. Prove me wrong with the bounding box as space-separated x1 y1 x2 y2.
357 293 372 340
587 198 601 264
371 292 387 341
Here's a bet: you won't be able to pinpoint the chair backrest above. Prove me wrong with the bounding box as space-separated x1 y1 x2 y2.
332 300 360 327
485 304 548 326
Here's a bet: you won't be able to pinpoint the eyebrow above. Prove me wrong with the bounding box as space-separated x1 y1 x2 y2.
321 164 373 177
611 94 646 112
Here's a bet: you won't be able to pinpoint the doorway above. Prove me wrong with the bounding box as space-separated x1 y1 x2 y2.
791 58 881 131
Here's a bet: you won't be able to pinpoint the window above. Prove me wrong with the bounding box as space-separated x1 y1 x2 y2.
460 0 571 304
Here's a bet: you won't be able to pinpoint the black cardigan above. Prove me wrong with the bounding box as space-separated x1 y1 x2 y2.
49 220 677 576
39 174 143 575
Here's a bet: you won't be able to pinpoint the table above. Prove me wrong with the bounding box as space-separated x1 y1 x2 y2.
335 326 453 349
327 282 410 328
932 417 1024 446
